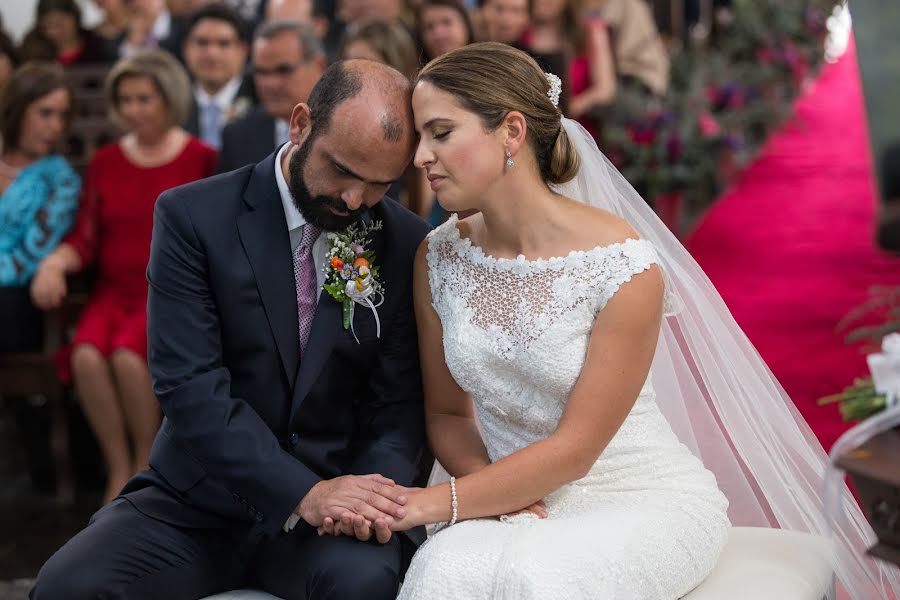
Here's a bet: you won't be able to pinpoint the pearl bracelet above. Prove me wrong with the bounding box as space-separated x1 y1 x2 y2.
449 476 458 527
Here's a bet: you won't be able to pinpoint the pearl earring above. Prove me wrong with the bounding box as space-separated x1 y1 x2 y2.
505 149 514 168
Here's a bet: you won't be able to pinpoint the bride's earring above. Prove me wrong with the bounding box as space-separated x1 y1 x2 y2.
505 149 514 169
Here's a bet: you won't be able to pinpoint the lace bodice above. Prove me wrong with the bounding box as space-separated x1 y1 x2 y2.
426 215 662 463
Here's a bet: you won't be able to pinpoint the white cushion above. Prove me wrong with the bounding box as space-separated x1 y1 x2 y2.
202 527 833 600
682 527 834 600
201 591 281 599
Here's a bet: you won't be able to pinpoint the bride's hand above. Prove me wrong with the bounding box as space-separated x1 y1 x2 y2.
501 499 548 520
388 487 428 532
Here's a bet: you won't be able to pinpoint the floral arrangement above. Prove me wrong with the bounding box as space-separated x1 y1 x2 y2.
599 0 840 227
322 220 384 334
818 286 900 421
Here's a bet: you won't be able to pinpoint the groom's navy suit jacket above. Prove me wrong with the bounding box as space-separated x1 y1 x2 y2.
126 152 429 544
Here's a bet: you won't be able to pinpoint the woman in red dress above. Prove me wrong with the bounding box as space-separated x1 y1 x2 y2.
31 50 217 504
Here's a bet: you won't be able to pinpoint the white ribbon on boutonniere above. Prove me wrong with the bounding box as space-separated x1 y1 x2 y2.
344 265 384 343
322 220 385 343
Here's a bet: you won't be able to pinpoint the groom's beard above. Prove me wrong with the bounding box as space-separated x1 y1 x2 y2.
288 137 366 232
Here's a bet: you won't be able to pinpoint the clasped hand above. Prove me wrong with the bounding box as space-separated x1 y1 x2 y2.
297 474 408 544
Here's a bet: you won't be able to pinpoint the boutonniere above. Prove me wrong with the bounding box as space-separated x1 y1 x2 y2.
226 96 252 123
323 220 385 342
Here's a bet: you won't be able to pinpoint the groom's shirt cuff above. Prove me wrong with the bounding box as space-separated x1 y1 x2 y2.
283 513 301 533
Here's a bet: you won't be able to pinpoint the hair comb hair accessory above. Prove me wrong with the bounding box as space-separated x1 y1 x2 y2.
545 72 562 108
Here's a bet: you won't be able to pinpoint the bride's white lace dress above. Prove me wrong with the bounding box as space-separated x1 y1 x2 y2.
398 215 731 600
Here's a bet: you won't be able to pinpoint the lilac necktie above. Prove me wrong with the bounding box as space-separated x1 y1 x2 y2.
292 224 320 356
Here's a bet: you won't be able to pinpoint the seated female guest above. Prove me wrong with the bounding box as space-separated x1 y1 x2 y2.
22 0 115 65
31 50 217 505
0 63 79 353
416 0 475 62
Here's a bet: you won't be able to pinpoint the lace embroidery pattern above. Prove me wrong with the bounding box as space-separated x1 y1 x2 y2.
426 215 660 360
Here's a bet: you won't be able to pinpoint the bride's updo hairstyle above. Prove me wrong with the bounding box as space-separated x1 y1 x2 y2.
415 42 580 184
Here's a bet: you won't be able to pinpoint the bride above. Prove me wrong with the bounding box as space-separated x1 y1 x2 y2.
327 43 897 598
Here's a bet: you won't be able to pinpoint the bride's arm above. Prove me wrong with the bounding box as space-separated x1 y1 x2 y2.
414 240 492 477
399 251 665 529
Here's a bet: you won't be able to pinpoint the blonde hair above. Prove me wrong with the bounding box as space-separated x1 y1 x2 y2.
415 42 579 184
105 49 192 130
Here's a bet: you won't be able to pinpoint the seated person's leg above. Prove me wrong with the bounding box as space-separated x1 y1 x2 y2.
253 527 403 600
32 498 247 600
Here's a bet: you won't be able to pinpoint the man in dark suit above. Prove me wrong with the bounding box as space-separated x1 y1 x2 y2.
181 4 255 148
33 59 429 600
217 20 325 173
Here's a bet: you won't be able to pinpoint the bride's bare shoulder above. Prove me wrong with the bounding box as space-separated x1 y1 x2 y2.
563 198 641 248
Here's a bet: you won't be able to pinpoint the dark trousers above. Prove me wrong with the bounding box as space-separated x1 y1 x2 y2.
31 498 403 600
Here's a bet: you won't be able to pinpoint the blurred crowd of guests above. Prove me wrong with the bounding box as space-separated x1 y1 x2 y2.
0 0 671 503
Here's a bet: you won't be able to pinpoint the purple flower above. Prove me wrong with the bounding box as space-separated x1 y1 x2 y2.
340 265 356 280
353 244 364 254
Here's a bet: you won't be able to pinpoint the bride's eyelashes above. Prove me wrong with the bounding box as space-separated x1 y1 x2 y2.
433 130 451 141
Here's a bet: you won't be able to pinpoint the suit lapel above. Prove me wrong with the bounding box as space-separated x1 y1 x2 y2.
237 155 300 387
290 292 342 421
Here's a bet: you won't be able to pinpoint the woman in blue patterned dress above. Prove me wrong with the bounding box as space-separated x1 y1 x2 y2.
0 62 80 352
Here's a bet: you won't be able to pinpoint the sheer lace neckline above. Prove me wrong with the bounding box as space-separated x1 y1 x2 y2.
442 213 647 270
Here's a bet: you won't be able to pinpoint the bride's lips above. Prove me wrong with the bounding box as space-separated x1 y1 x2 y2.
427 174 446 191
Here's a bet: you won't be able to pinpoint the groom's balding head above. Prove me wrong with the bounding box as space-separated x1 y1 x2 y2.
303 59 415 153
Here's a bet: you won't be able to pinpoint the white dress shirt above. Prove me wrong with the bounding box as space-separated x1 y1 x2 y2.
195 77 243 147
196 77 243 120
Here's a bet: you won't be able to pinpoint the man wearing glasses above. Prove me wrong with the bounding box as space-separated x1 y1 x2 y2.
218 20 326 173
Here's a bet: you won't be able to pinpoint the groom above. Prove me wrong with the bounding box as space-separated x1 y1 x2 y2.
32 60 429 599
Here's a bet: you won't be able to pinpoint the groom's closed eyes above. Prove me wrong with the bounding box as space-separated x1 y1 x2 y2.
326 152 398 188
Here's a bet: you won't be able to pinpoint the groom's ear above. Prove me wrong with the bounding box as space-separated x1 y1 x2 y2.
503 111 527 158
289 103 313 145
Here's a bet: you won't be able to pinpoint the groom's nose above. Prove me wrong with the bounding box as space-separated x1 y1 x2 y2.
341 186 365 211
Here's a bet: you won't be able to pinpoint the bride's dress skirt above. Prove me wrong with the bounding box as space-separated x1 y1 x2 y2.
398 395 730 600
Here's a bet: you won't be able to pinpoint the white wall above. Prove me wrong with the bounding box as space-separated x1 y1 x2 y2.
1 0 102 42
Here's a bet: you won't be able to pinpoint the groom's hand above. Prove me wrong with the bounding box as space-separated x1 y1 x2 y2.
318 514 394 543
296 474 407 529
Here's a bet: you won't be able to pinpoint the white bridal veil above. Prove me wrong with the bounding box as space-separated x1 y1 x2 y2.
550 116 899 599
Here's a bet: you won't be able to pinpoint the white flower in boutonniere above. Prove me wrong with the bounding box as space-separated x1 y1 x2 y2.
322 220 384 342
226 96 253 123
